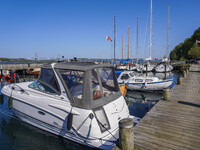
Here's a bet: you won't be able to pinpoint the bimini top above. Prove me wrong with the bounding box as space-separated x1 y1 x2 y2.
37 61 121 110
42 62 114 71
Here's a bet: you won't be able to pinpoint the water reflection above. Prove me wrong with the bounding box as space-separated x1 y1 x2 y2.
126 90 162 119
0 117 90 150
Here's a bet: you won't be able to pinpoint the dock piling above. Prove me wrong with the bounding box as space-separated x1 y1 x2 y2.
163 87 170 100
119 118 134 150
177 77 182 85
183 70 186 78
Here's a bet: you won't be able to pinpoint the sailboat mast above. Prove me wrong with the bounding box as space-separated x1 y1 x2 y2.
128 26 129 58
114 16 116 61
122 35 123 59
166 3 170 58
136 17 138 59
149 0 152 60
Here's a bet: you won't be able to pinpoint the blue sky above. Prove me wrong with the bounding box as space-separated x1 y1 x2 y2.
0 0 199 59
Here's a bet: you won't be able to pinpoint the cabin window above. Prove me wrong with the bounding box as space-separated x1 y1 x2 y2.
120 74 129 80
28 69 60 94
129 73 134 77
98 68 118 97
145 79 153 82
58 70 84 99
92 69 102 100
135 79 143 82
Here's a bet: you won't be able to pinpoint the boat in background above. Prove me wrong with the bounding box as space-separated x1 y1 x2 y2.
155 64 173 72
129 63 137 71
136 63 155 72
30 68 41 75
117 71 173 91
116 63 129 70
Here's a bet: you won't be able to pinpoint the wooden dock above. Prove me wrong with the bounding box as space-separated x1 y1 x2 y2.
134 65 200 150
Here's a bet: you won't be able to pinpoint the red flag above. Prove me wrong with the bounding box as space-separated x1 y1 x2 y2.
106 35 112 41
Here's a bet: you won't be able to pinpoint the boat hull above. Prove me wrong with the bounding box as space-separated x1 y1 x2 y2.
155 64 173 73
3 94 119 149
127 79 173 91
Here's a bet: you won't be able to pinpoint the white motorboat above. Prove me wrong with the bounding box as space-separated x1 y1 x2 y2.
117 71 173 91
1 62 133 149
155 64 173 72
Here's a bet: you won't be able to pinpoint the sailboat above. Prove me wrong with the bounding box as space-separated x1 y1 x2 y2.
137 0 155 72
116 27 132 70
155 3 173 73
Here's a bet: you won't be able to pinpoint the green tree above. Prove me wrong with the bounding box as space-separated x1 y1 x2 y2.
188 43 200 59
170 51 177 60
170 27 200 60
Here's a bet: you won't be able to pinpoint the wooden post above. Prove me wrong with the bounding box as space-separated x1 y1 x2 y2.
183 70 186 78
163 87 170 100
186 68 189 73
119 118 134 150
177 77 182 85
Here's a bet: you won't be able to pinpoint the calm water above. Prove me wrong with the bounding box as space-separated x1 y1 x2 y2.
0 72 181 150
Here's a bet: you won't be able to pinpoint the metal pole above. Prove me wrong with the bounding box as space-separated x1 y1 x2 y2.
122 35 123 59
166 3 170 58
114 16 116 61
136 17 138 59
128 26 129 59
149 0 152 60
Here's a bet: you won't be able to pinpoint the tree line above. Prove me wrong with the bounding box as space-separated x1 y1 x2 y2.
170 27 200 61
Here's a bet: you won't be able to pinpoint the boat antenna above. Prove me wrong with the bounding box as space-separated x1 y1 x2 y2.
114 16 116 61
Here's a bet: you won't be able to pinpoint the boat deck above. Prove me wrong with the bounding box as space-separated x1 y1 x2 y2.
134 65 200 150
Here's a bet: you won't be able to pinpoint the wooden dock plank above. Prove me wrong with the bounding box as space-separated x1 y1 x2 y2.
134 65 200 150
135 131 199 150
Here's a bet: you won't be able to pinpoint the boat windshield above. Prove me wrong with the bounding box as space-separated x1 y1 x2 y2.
28 68 60 94
120 73 130 80
56 66 120 109
58 70 84 99
92 67 118 100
